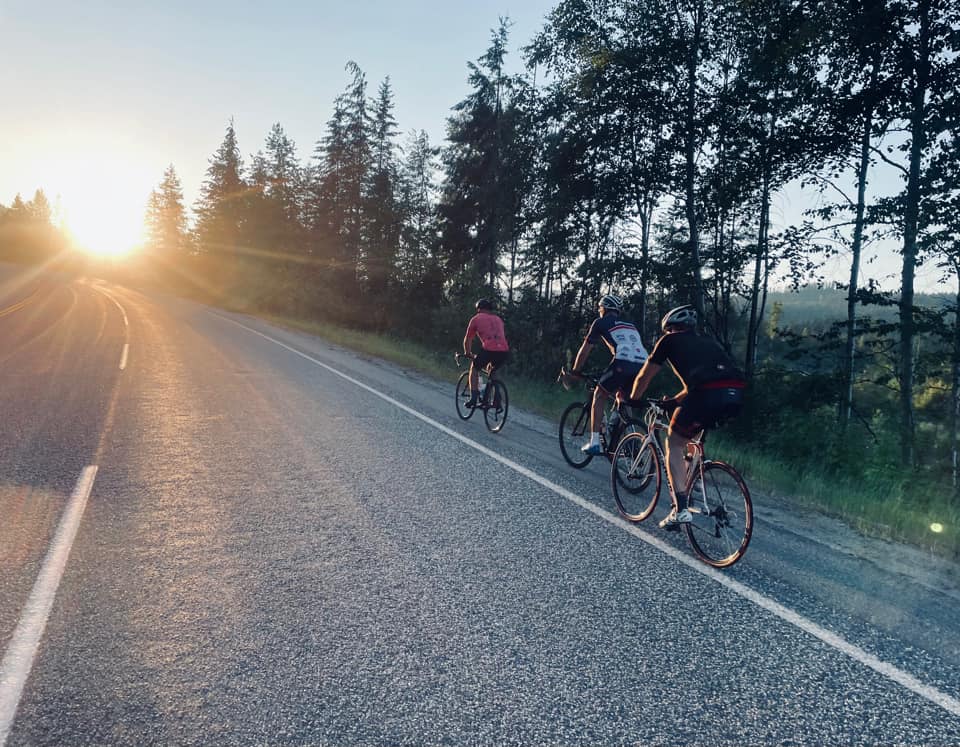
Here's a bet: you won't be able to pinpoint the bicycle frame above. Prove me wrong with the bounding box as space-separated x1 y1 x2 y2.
456 352 497 389
646 402 709 511
573 374 638 453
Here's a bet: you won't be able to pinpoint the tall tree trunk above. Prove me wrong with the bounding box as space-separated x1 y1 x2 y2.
899 0 931 467
683 3 706 323
745 166 771 379
953 261 960 498
637 195 653 341
843 103 874 427
507 237 518 306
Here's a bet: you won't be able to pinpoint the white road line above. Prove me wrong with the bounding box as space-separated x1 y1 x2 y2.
94 286 129 328
218 315 960 718
0 466 98 746
89 283 130 372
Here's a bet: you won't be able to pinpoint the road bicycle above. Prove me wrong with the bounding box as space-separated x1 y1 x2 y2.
557 369 641 469
455 353 509 433
610 399 753 568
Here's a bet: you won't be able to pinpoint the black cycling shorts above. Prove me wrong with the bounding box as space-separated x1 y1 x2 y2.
671 386 744 438
475 349 509 373
597 360 643 397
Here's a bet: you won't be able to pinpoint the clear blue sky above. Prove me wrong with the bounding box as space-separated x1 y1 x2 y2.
0 0 556 252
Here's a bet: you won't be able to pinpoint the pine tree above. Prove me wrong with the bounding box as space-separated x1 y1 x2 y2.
397 129 439 287
437 20 517 296
28 189 52 224
194 119 245 257
364 77 402 318
144 164 188 255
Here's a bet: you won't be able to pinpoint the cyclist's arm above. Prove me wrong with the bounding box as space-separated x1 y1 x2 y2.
571 339 593 373
629 359 661 400
463 318 477 356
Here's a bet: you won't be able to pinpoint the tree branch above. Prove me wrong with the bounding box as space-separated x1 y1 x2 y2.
869 145 909 176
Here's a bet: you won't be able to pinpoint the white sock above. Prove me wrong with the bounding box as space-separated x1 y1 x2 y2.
590 432 601 446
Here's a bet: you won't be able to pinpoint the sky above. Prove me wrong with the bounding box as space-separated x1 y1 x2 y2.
1 0 555 255
0 0 946 291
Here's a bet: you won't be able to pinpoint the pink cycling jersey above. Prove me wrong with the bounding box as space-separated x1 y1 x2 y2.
466 312 509 351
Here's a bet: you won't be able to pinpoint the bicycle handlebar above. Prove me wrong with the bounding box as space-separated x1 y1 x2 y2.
557 367 601 388
455 352 477 368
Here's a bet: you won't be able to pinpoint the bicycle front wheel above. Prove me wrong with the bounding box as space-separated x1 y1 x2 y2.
684 460 753 568
559 402 592 468
455 371 475 420
483 380 509 433
611 433 661 522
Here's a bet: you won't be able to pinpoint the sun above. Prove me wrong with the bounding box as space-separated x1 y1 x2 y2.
33 148 155 259
63 193 145 258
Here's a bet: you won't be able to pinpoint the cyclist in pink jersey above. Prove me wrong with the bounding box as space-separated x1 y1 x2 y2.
463 298 510 408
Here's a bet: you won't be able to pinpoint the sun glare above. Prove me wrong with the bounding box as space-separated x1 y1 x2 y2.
30 147 154 260
63 193 144 259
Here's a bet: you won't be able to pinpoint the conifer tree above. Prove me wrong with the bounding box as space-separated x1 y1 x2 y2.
144 164 188 255
364 77 402 315
194 119 245 257
397 129 439 288
437 20 516 295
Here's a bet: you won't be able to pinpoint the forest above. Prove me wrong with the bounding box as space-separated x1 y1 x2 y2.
2 0 959 546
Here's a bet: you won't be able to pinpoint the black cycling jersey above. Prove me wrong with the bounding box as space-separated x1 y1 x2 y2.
649 329 744 390
585 314 648 363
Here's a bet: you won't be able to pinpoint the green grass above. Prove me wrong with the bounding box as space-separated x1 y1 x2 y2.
252 310 960 561
708 434 960 559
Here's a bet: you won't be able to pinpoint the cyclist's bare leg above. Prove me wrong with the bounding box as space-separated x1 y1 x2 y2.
468 362 480 398
665 428 692 508
590 387 608 438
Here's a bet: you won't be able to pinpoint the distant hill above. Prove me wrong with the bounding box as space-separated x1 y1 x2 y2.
766 286 951 329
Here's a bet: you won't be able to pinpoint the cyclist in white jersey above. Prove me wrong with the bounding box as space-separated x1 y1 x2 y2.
567 294 649 455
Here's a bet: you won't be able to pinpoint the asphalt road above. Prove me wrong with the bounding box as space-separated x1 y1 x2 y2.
1 265 959 745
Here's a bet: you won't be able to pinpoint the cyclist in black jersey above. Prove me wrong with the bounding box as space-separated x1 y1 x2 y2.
567 293 649 456
627 305 746 529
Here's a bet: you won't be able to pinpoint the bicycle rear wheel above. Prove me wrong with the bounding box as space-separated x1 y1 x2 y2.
611 433 661 522
684 460 753 568
559 401 593 468
455 371 476 420
483 380 509 433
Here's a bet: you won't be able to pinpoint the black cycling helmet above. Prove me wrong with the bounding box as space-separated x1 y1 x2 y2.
475 298 493 311
661 304 697 331
598 293 623 311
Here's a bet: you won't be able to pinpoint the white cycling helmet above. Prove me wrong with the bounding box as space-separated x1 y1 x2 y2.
661 304 697 331
598 293 623 311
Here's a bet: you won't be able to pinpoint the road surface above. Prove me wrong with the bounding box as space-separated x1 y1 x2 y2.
1 266 959 745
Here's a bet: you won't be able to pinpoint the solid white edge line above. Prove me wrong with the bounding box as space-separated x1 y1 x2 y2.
216 313 960 719
95 286 129 328
90 282 130 372
0 465 99 746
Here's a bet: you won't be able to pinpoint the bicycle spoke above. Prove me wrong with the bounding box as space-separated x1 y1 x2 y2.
455 371 476 420
611 434 661 522
684 461 752 567
484 380 509 432
559 402 593 468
